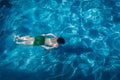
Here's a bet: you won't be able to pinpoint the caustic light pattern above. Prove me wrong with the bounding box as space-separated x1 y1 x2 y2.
0 0 120 80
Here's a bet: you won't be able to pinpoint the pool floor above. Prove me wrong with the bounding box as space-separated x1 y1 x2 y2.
0 0 120 80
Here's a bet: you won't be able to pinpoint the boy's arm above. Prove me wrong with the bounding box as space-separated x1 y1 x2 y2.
45 33 57 38
41 45 54 50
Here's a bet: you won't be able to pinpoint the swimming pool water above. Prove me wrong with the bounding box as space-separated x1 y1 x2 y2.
0 0 120 80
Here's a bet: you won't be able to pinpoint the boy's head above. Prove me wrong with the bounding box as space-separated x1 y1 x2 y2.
57 37 65 44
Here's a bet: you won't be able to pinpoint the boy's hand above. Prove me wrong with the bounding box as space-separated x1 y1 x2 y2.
41 34 46 36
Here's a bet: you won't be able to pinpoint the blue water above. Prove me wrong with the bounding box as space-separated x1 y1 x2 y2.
0 0 120 80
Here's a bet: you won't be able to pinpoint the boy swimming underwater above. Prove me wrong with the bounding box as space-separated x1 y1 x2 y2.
14 33 65 50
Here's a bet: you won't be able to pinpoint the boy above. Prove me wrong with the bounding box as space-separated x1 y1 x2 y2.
14 33 65 50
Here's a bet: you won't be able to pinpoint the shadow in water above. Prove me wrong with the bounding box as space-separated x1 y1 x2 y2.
58 43 93 55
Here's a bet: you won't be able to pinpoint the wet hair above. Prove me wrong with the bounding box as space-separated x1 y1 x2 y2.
57 37 65 44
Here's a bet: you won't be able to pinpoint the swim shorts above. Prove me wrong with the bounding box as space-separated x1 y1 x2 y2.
33 36 45 46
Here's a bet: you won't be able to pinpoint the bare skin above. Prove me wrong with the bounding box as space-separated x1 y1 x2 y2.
14 33 59 50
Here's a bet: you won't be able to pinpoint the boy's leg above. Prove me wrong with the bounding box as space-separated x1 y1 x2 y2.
19 36 33 40
16 40 34 45
14 35 34 41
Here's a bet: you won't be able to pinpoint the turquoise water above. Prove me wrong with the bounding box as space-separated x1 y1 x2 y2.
0 0 120 80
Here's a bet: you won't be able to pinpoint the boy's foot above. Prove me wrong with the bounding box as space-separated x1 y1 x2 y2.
14 35 19 41
16 41 20 44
